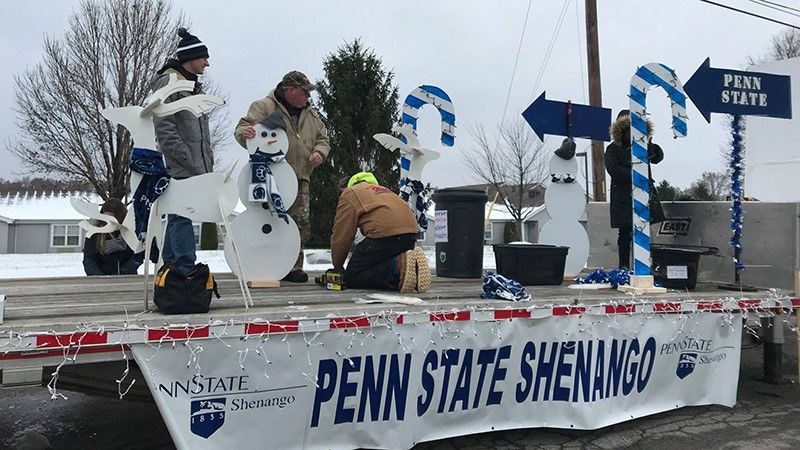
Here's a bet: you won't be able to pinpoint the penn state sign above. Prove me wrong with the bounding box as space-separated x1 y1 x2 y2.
132 313 741 449
685 57 792 122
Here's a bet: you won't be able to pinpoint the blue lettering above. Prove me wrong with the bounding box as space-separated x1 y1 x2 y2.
622 339 640 395
606 339 628 397
437 349 460 413
573 341 592 402
533 342 558 401
637 337 656 392
383 353 411 421
473 348 496 408
449 349 473 412
417 350 437 416
487 345 511 405
515 341 536 402
357 355 386 423
311 359 338 427
553 341 575 402
334 357 361 424
592 340 605 401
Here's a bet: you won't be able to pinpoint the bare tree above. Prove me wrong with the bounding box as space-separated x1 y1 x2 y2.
464 117 549 238
686 171 727 201
747 29 800 65
8 0 228 200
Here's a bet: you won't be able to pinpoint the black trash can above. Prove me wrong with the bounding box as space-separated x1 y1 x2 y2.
493 244 569 286
432 188 488 278
651 244 718 290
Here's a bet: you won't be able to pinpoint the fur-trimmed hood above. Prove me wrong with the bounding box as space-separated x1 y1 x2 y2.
610 114 653 145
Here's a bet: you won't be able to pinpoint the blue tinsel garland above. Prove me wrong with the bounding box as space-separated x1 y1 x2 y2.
574 268 631 287
729 115 745 272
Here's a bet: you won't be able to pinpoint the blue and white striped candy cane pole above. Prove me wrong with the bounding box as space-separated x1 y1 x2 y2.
629 63 687 281
400 85 456 176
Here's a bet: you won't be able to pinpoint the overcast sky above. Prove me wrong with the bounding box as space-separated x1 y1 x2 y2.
0 0 796 190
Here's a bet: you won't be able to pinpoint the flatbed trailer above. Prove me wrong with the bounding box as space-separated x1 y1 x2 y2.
1 273 795 377
1 274 798 449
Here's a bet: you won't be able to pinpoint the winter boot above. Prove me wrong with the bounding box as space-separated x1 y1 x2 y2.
282 269 309 283
398 250 417 294
414 247 431 293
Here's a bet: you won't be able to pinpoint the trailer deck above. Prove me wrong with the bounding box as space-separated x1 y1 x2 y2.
0 273 797 375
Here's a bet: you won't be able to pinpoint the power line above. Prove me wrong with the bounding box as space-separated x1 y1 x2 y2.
499 0 533 130
699 0 800 29
756 0 800 14
529 0 572 101
748 0 800 18
575 0 587 103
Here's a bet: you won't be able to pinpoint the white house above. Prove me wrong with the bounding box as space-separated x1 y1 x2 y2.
0 192 207 254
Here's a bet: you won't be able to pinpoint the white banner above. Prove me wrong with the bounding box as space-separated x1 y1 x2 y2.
132 312 741 449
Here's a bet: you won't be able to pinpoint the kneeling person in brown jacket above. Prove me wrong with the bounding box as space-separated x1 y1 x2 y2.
331 172 430 293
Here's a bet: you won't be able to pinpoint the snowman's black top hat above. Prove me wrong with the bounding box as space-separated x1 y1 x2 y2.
260 111 287 131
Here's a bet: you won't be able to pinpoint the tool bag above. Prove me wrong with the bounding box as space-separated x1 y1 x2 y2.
153 263 219 314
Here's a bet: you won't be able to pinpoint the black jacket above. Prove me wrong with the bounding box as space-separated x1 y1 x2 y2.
605 115 665 229
83 234 140 276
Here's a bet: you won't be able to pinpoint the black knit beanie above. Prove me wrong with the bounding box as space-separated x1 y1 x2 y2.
176 28 209 63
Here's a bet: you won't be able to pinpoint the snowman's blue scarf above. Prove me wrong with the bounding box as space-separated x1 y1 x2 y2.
399 177 431 231
249 151 289 224
129 147 170 240
480 271 531 301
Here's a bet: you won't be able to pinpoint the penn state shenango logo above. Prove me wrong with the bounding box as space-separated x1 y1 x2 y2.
190 398 226 438
676 352 697 379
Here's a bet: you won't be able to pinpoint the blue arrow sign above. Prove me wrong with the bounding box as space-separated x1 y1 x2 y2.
522 92 612 141
684 57 792 123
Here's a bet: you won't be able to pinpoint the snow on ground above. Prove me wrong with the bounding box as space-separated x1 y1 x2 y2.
0 246 498 279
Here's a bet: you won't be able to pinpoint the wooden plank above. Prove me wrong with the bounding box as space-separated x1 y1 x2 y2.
0 272 786 337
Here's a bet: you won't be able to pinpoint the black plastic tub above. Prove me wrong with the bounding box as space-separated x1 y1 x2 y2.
493 244 569 286
651 244 718 290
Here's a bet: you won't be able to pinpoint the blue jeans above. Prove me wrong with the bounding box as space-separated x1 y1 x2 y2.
162 214 196 276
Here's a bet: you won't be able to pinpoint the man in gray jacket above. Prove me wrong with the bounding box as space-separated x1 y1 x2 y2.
151 28 212 276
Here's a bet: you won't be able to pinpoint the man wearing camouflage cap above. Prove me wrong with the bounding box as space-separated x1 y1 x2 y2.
235 71 330 283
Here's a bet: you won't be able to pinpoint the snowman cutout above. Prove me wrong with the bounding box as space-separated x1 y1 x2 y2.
538 138 589 278
224 112 301 283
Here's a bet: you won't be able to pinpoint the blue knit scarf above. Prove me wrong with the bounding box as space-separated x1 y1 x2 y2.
129 147 170 240
399 177 432 231
249 151 289 224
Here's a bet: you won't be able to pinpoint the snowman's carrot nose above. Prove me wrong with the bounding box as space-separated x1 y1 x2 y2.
267 139 277 145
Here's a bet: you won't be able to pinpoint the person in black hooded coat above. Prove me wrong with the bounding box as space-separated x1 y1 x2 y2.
605 110 665 269
83 198 142 276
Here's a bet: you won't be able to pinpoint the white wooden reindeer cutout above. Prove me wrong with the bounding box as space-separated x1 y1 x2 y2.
77 73 253 309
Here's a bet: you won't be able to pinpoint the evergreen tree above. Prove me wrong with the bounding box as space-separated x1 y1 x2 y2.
655 179 681 201
310 39 399 247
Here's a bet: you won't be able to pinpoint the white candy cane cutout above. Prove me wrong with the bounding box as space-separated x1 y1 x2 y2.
372 85 456 231
401 85 455 174
629 63 687 277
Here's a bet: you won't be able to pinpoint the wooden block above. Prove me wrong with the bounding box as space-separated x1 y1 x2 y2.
617 275 667 295
247 280 281 288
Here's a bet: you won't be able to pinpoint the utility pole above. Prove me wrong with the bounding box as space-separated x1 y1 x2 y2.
585 0 606 201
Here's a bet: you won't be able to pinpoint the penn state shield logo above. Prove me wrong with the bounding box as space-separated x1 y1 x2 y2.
676 352 697 379
190 398 226 438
